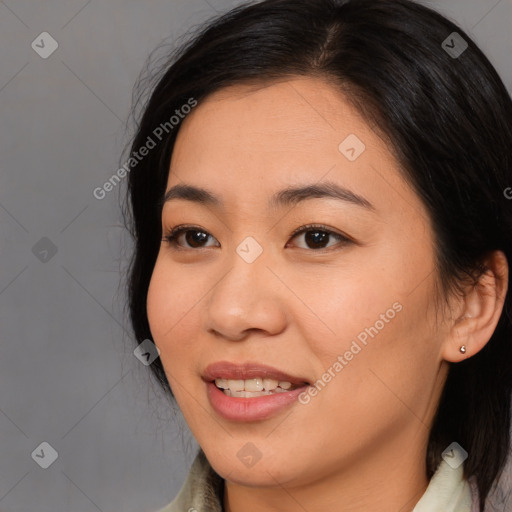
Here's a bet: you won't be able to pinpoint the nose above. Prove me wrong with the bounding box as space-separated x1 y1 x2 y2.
202 244 288 341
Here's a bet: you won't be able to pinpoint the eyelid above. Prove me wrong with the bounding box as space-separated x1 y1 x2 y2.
287 223 352 242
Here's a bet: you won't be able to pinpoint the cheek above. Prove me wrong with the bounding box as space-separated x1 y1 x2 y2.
296 250 440 410
146 257 201 363
299 302 438 454
146 262 209 417
146 259 172 341
286 261 401 353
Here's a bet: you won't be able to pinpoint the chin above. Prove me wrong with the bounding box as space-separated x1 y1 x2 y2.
206 447 301 487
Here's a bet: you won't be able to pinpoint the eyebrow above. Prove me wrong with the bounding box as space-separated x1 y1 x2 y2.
160 181 374 211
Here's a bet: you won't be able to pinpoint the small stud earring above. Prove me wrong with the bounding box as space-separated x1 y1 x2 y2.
460 345 466 354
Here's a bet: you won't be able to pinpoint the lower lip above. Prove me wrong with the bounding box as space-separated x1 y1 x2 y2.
206 381 309 422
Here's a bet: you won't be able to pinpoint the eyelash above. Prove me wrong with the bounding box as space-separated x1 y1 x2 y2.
161 223 352 252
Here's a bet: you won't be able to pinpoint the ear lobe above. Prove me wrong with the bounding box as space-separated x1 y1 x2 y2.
441 250 508 363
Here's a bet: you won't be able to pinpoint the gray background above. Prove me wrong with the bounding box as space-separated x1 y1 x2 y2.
0 1 511 511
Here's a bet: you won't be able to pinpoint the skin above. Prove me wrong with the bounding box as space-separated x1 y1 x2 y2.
146 76 508 512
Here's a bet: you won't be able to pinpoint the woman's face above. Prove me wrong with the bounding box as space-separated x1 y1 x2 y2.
147 77 451 490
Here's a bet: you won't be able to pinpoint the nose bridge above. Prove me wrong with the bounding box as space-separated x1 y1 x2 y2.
215 231 269 293
235 234 265 266
202 235 286 339
212 234 269 310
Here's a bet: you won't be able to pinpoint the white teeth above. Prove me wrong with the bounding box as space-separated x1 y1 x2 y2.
215 379 229 389
228 379 245 392
262 378 278 391
214 377 296 393
244 378 263 392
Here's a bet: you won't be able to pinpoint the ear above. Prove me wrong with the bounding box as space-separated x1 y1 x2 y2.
442 250 508 363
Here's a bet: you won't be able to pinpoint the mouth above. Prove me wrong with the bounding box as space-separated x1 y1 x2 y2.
203 362 311 422
203 361 309 394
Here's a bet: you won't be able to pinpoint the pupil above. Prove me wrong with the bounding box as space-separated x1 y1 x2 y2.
305 230 328 248
186 230 208 247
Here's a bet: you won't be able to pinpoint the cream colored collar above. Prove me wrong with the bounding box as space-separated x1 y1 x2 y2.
413 458 477 512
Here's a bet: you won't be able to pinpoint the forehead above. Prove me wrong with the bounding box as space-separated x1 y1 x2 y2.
172 77 369 157
165 76 425 222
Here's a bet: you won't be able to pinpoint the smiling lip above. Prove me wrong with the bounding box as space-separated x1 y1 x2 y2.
202 361 310 422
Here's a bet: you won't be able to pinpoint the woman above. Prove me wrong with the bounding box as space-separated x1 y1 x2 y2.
121 0 512 510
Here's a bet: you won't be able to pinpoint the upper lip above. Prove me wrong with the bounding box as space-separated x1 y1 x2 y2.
202 361 310 386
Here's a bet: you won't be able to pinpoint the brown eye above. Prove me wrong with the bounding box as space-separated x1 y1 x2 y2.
288 224 351 250
163 226 220 249
182 230 210 248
